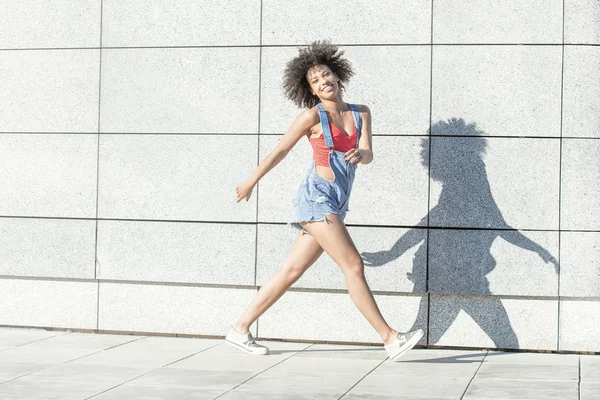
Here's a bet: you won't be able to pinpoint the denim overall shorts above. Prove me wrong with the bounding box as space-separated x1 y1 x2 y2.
289 103 362 234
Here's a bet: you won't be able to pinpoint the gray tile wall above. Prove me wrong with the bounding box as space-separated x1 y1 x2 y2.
0 0 598 352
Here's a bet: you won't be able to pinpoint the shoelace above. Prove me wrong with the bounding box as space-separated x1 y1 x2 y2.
397 333 408 345
243 334 261 348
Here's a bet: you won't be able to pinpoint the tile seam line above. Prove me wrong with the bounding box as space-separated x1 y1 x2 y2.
95 0 104 332
295 225 569 232
336 356 391 399
0 329 70 354
1 325 596 354
2 132 598 139
0 276 594 301
0 215 590 232
254 0 263 292
425 0 434 345
557 0 565 352
82 341 223 400
4 43 596 52
0 334 147 387
212 342 316 399
578 356 581 400
460 350 488 400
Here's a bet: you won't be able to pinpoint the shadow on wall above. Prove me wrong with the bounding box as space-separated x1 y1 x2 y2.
362 118 558 349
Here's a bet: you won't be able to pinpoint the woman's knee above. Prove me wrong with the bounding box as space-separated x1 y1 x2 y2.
340 253 364 277
279 262 306 283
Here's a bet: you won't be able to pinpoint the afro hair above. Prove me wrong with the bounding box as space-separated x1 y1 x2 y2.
282 40 354 109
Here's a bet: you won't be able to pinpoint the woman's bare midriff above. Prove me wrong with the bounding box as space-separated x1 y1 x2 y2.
308 129 335 182
315 165 335 182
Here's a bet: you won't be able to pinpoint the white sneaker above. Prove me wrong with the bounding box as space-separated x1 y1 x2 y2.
384 329 424 361
224 326 269 355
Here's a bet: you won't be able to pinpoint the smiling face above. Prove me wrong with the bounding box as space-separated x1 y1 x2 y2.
306 64 341 102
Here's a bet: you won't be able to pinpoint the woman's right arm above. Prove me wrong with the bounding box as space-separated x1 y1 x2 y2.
236 108 319 202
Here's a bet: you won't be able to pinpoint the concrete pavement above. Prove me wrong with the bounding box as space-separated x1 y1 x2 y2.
0 327 597 399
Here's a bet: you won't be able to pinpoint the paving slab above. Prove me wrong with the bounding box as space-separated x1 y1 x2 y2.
581 355 600 382
19 332 141 350
259 354 382 375
344 375 471 399
91 385 224 400
16 363 150 385
463 379 579 400
581 382 600 400
115 368 252 391
166 340 311 373
392 348 488 364
124 341 380 399
0 358 151 399
219 371 362 400
74 336 220 368
0 331 144 366
0 345 111 365
475 362 579 381
219 390 333 400
0 328 66 349
374 358 481 377
0 362 55 383
484 351 580 366
0 328 594 399
292 343 388 360
0 376 114 400
343 396 451 400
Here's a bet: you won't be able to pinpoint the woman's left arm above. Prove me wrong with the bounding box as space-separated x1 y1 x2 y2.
345 105 373 165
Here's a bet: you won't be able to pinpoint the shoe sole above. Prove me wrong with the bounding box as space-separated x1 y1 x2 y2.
390 329 424 362
224 338 269 355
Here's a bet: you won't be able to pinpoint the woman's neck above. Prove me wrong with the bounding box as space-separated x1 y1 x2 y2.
319 97 347 113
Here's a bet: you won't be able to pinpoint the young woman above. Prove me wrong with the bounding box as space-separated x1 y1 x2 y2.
225 41 423 361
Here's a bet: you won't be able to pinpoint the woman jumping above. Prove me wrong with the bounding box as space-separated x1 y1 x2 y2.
225 41 424 361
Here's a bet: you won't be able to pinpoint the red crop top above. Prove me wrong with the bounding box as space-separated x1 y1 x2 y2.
309 122 357 167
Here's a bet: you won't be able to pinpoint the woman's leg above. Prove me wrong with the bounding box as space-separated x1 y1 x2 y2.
233 230 324 334
300 215 397 345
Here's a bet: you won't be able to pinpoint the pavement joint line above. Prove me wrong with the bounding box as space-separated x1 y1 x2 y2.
61 334 149 363
212 342 316 400
0 333 148 387
0 363 52 386
0 329 70 353
160 340 224 368
578 356 581 400
4 325 598 355
82 339 223 400
336 355 390 400
459 349 489 399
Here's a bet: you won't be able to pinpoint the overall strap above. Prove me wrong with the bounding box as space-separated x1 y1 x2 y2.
347 103 362 148
315 103 334 149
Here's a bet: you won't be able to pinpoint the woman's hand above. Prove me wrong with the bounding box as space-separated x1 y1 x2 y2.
361 251 388 267
234 109 317 203
538 249 559 273
236 180 255 203
345 148 363 165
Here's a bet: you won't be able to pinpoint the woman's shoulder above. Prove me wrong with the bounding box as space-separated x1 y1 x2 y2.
296 106 320 122
348 103 371 114
292 107 320 130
